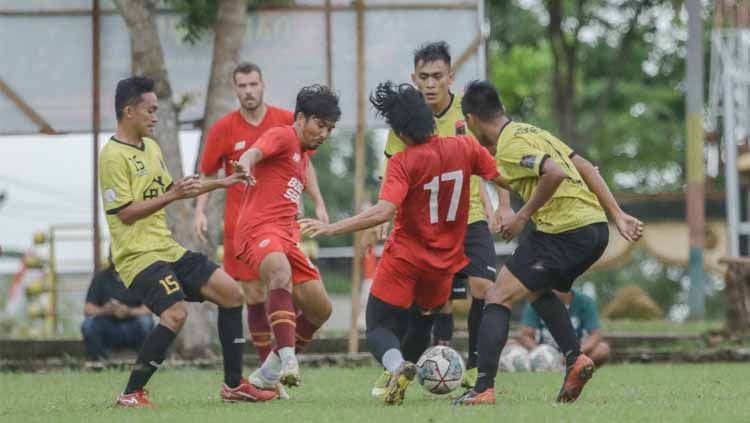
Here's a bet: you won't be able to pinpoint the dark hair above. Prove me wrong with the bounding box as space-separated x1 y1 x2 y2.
115 76 154 121
370 81 435 144
233 61 262 83
413 41 451 68
294 84 341 123
461 80 506 120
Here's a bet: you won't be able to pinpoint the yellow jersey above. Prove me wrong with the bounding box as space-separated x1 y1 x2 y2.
99 137 186 286
496 122 607 234
384 93 485 224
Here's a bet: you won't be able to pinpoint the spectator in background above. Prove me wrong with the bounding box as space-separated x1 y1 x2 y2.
518 289 610 368
81 262 154 367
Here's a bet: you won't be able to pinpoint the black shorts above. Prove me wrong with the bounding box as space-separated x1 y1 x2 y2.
129 251 220 316
451 221 497 299
506 222 609 293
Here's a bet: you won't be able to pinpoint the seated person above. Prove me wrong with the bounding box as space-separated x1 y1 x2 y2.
81 262 154 363
515 289 610 369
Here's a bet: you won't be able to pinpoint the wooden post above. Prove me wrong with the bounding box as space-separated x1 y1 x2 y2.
349 0 366 354
720 257 750 333
92 0 102 272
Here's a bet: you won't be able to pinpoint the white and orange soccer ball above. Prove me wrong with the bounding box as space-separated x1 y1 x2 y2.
416 345 465 395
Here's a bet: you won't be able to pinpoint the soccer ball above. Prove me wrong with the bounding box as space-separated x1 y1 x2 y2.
498 343 532 372
415 345 465 394
529 344 564 372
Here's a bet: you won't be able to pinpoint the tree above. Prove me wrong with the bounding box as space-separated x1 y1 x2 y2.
113 0 251 358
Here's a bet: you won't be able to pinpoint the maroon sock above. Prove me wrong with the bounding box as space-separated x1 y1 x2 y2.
267 289 296 351
295 312 320 353
247 302 273 361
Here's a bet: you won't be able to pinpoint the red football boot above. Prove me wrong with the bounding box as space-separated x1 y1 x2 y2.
556 354 595 403
115 389 153 408
221 378 278 402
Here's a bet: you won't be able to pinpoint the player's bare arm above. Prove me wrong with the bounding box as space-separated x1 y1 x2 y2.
116 175 201 225
235 147 263 186
305 164 329 223
193 173 218 243
195 172 247 195
299 200 397 238
496 160 566 241
571 154 643 242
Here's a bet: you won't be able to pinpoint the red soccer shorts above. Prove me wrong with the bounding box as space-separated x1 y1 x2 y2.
370 254 453 310
235 231 320 285
223 233 256 282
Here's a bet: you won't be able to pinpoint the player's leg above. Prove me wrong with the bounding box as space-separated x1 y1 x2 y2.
288 246 331 353
454 266 530 405
401 306 435 363
118 263 188 407
463 275 493 387
241 281 273 361
431 300 454 346
176 251 275 403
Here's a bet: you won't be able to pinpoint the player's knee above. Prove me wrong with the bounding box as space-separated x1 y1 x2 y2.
225 284 245 308
81 317 99 336
161 302 188 331
593 342 611 365
267 270 292 291
243 283 266 305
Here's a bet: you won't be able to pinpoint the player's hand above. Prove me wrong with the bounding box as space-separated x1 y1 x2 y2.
614 212 643 242
230 160 255 186
171 175 202 199
315 203 330 224
223 170 247 187
298 218 332 238
193 211 208 243
375 221 390 240
499 212 527 241
492 207 515 234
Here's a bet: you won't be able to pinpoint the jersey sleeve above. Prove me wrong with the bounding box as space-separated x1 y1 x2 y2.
100 155 134 215
254 128 290 160
520 302 543 329
199 119 227 175
469 136 500 180
579 295 601 332
379 154 410 207
496 137 550 181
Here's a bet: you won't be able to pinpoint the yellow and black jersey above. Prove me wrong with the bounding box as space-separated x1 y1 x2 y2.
99 137 186 286
383 93 486 224
496 121 607 234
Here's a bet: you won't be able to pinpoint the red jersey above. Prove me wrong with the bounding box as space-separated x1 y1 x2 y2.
199 106 294 236
379 135 498 273
236 126 311 243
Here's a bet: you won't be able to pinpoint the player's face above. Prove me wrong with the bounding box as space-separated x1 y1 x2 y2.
412 60 454 111
466 114 497 156
298 115 335 150
233 71 264 111
128 92 159 138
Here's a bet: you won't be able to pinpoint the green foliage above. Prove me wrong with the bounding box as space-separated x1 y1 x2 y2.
3 365 750 422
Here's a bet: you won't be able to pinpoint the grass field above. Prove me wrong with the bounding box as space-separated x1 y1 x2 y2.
1 363 748 423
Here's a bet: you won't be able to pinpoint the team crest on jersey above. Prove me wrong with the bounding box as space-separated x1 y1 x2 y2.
520 155 537 169
259 238 270 248
292 153 301 162
103 188 117 204
234 140 246 151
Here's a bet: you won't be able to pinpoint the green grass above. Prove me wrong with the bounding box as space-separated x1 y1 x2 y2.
1 364 749 422
601 319 723 334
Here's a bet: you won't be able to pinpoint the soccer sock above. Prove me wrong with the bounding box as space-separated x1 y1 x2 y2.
467 298 485 369
267 289 296 353
247 302 273 361
401 307 435 363
218 306 245 388
366 295 407 365
475 304 510 393
382 348 405 373
124 324 176 394
531 291 581 368
432 312 454 345
260 351 282 381
295 312 320 353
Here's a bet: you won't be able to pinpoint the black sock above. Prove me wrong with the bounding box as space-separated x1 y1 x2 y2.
218 306 244 388
531 292 581 368
366 295 408 363
432 312 454 345
401 306 435 363
467 298 485 369
475 304 510 393
124 324 176 394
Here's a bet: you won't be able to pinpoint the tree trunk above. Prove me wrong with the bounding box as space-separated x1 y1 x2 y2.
193 0 249 256
722 258 750 334
114 0 215 359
